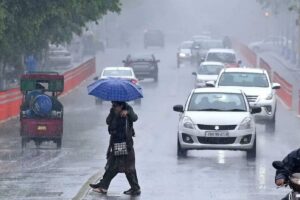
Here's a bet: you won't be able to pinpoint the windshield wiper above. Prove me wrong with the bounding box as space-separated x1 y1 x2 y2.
196 108 224 111
226 109 246 112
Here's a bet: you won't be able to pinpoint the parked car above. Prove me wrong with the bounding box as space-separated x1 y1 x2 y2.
249 36 289 52
123 54 159 82
144 30 164 48
177 41 193 68
94 67 141 105
46 45 72 67
173 87 260 158
211 68 281 132
205 48 241 68
192 62 225 88
191 39 224 65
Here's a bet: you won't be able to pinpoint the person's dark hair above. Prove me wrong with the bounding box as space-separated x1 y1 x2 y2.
112 101 126 108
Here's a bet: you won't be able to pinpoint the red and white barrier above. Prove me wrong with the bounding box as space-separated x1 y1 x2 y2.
273 72 293 109
259 58 272 78
232 39 257 67
0 58 96 123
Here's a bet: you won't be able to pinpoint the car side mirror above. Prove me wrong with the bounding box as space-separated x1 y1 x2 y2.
238 60 242 65
192 72 197 76
122 60 126 63
272 83 281 90
206 81 215 87
200 58 205 62
272 161 284 170
93 76 99 81
173 105 184 113
251 107 261 114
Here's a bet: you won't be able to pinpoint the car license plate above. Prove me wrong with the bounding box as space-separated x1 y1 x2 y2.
205 131 229 137
37 125 47 131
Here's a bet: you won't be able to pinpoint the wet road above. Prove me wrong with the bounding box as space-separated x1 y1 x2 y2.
0 42 300 200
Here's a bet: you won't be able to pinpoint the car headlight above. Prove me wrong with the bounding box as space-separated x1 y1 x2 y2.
179 53 186 57
265 93 273 100
182 117 195 129
196 79 205 83
238 117 253 130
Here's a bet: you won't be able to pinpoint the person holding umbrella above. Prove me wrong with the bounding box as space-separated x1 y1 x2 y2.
87 78 143 196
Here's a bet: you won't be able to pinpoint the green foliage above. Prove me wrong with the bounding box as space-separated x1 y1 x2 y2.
0 0 121 66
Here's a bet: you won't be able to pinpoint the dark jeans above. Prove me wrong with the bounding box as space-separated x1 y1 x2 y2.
98 168 140 190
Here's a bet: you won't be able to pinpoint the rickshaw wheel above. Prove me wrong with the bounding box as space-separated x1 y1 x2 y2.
34 140 41 148
21 138 27 149
56 139 62 149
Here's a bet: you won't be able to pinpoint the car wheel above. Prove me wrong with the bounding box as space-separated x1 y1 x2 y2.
177 137 187 157
154 74 158 82
247 137 256 159
177 60 181 68
135 99 141 105
95 98 103 105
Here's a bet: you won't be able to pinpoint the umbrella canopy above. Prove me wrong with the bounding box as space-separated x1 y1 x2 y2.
87 78 143 102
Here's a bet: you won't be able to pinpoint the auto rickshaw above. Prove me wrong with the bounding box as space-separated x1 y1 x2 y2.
20 72 64 149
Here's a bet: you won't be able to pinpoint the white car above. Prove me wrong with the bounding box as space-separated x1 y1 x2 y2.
192 62 224 88
94 67 141 105
177 41 193 67
173 88 261 158
212 68 280 132
205 48 241 68
249 36 290 52
46 45 72 67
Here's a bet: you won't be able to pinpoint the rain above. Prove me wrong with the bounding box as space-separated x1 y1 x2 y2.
0 0 300 200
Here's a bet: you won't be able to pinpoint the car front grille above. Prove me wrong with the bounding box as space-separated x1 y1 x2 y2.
198 137 236 144
246 95 258 103
197 124 237 130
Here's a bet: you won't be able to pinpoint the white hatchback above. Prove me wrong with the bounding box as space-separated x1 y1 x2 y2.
173 88 261 158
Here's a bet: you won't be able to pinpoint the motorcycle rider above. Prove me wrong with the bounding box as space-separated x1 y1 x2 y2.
275 148 300 200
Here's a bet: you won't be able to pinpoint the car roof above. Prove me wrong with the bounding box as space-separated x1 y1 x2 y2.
200 61 224 66
103 67 132 71
222 67 266 74
193 87 243 94
207 48 236 54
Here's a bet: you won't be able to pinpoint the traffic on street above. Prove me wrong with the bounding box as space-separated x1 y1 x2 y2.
1 1 300 200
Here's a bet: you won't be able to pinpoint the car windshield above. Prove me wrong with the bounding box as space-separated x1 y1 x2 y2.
103 69 132 77
201 40 223 49
218 72 269 87
180 42 193 49
206 52 236 63
130 54 153 61
197 64 224 75
188 93 247 112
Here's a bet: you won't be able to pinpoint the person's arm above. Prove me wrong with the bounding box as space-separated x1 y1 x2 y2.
275 149 300 184
106 108 114 125
126 105 138 122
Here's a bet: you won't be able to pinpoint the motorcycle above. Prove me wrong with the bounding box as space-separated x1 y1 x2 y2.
273 161 300 200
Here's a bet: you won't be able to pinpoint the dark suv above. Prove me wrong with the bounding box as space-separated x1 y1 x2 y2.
123 54 159 82
144 30 164 48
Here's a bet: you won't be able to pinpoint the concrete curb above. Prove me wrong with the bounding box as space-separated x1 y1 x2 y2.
72 170 102 200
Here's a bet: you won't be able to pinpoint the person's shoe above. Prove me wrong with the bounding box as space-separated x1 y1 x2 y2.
124 189 141 196
89 183 100 189
123 188 133 195
92 187 108 194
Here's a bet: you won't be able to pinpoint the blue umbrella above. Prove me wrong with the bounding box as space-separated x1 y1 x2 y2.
87 78 143 101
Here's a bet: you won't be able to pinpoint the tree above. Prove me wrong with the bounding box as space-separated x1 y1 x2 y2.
0 0 121 84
